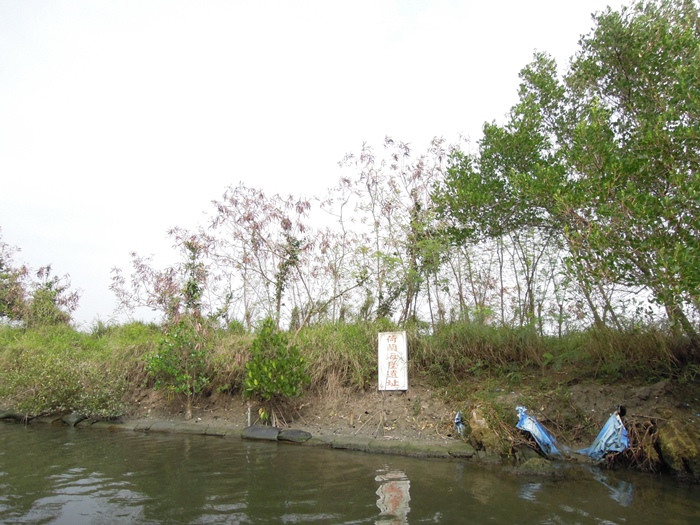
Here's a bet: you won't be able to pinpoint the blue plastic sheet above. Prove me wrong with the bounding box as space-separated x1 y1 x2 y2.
577 411 629 460
515 406 566 457
454 411 467 438
515 406 629 461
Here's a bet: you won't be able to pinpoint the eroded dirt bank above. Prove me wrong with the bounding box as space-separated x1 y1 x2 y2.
123 378 700 481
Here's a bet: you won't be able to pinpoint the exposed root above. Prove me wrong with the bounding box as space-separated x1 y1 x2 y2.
605 417 661 472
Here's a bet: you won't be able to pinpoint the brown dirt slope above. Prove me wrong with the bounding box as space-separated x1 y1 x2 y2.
127 377 700 455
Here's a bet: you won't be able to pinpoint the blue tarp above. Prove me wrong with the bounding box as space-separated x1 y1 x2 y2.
577 411 629 461
454 410 467 438
515 406 567 457
515 406 629 461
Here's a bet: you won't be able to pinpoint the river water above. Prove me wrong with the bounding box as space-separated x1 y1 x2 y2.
0 423 698 524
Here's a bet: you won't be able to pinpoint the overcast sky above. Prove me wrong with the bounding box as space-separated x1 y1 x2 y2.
0 0 627 328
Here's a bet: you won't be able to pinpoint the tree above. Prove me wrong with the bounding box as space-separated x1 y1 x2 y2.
0 231 27 323
110 229 213 323
142 237 212 420
24 265 80 328
0 228 79 327
207 183 312 329
435 0 700 347
337 137 452 326
564 0 700 343
146 314 210 420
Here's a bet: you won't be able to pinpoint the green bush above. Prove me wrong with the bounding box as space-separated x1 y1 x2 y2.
0 325 129 418
244 318 309 402
146 315 210 419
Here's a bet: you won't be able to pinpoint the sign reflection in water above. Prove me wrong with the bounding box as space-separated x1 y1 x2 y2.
375 468 410 524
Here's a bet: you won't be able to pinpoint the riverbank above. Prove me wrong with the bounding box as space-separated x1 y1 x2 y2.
1 322 699 482
5 377 698 482
11 415 479 460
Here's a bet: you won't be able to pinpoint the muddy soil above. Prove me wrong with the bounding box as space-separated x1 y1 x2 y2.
129 383 455 443
126 378 700 453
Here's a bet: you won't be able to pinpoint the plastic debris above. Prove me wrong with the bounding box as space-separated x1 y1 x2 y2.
515 405 630 462
515 406 567 457
577 409 629 460
454 411 467 437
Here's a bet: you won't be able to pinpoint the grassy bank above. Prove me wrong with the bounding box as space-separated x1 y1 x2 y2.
0 320 697 420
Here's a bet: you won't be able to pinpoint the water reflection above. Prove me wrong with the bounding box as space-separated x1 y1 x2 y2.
514 465 634 508
519 481 542 502
375 468 410 524
2 424 699 524
589 466 635 507
19 467 150 525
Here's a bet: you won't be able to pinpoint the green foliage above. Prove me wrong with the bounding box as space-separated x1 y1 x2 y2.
4 349 127 417
295 320 390 390
226 319 247 335
0 319 698 423
0 325 130 417
23 266 80 328
434 0 700 349
244 318 309 401
206 328 251 394
146 316 210 403
89 320 162 345
415 322 544 379
563 0 700 342
24 286 70 328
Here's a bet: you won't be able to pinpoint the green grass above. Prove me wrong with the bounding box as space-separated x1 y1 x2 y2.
0 319 696 418
0 322 158 418
293 320 393 391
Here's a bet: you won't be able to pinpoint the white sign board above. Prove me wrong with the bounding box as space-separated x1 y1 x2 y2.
378 331 408 391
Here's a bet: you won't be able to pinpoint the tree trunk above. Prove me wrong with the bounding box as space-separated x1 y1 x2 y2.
185 394 193 421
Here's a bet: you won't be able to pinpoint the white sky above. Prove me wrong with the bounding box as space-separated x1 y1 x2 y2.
0 0 626 328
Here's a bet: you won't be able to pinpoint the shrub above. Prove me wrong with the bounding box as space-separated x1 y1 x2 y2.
145 315 210 420
244 318 309 424
0 325 129 418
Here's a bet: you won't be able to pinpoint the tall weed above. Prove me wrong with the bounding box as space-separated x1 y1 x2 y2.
294 320 398 391
416 322 544 379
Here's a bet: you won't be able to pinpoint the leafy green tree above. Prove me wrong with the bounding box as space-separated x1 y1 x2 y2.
143 237 212 420
146 315 210 420
563 0 700 344
435 0 700 348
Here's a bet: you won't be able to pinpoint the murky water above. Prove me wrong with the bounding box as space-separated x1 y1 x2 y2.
0 423 698 524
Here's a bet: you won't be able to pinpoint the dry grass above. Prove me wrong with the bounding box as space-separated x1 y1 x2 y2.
606 418 661 472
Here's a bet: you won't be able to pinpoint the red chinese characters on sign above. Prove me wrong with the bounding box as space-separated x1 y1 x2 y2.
378 331 407 391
